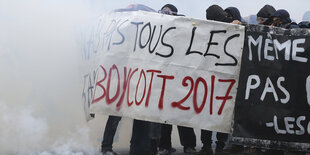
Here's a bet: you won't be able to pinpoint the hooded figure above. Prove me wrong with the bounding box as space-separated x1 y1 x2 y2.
225 7 242 21
256 5 276 25
206 5 233 23
271 9 299 29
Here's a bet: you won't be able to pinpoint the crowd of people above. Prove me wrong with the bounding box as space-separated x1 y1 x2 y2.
100 3 310 155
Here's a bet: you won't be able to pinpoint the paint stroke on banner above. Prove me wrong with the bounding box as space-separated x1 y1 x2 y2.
82 11 245 133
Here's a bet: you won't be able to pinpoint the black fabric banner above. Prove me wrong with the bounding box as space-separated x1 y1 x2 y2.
232 24 310 152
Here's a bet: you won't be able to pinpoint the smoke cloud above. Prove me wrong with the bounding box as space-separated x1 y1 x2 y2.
0 0 101 154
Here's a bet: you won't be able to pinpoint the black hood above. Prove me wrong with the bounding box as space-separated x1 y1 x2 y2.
257 5 276 18
225 7 242 21
206 5 233 23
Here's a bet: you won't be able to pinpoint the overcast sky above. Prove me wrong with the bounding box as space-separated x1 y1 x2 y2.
90 0 310 22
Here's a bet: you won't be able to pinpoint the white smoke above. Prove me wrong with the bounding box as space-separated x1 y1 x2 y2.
0 0 101 154
0 104 48 154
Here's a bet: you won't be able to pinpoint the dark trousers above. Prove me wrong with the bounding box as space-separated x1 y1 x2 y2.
201 130 228 148
101 115 122 151
159 124 196 149
130 119 154 155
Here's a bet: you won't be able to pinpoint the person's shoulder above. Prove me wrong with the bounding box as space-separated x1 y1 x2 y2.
290 22 300 29
298 21 310 28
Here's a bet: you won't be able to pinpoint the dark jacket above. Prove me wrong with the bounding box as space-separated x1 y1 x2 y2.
206 5 233 23
298 21 310 28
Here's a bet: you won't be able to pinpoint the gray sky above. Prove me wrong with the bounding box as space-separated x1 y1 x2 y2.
90 0 310 22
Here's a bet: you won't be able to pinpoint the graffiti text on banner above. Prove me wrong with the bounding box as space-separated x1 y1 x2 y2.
232 24 310 152
85 11 245 133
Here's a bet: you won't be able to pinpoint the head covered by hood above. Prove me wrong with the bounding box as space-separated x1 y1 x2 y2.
257 5 276 18
225 7 242 21
271 9 292 24
161 4 178 15
206 5 233 23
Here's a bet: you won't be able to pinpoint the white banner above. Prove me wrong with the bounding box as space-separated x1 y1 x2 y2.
82 11 245 133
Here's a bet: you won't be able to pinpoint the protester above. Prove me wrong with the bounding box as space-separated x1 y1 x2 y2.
159 4 178 16
101 116 122 155
198 5 236 155
271 9 299 29
100 4 158 155
129 120 160 155
199 130 228 155
206 5 233 23
101 3 309 155
157 4 197 155
225 7 245 24
256 5 276 25
158 125 197 155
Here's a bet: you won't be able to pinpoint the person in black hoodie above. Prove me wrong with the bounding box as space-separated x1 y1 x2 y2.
256 5 276 25
157 6 198 155
206 5 243 25
271 9 299 29
206 5 233 23
198 5 236 155
225 7 245 24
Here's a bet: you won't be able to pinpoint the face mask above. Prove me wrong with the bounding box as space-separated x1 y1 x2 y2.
256 17 268 24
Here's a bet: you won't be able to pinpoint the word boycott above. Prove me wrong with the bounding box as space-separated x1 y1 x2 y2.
91 64 236 115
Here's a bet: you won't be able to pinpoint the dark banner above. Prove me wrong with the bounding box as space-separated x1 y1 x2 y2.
232 24 310 152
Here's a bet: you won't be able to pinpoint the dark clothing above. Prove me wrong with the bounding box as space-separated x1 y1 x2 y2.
271 9 300 29
206 5 233 23
257 5 276 25
130 119 153 155
102 116 160 154
299 21 310 28
201 130 228 149
101 116 122 151
225 7 242 21
275 22 299 29
257 5 276 18
271 9 291 24
159 124 196 150
289 22 300 29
